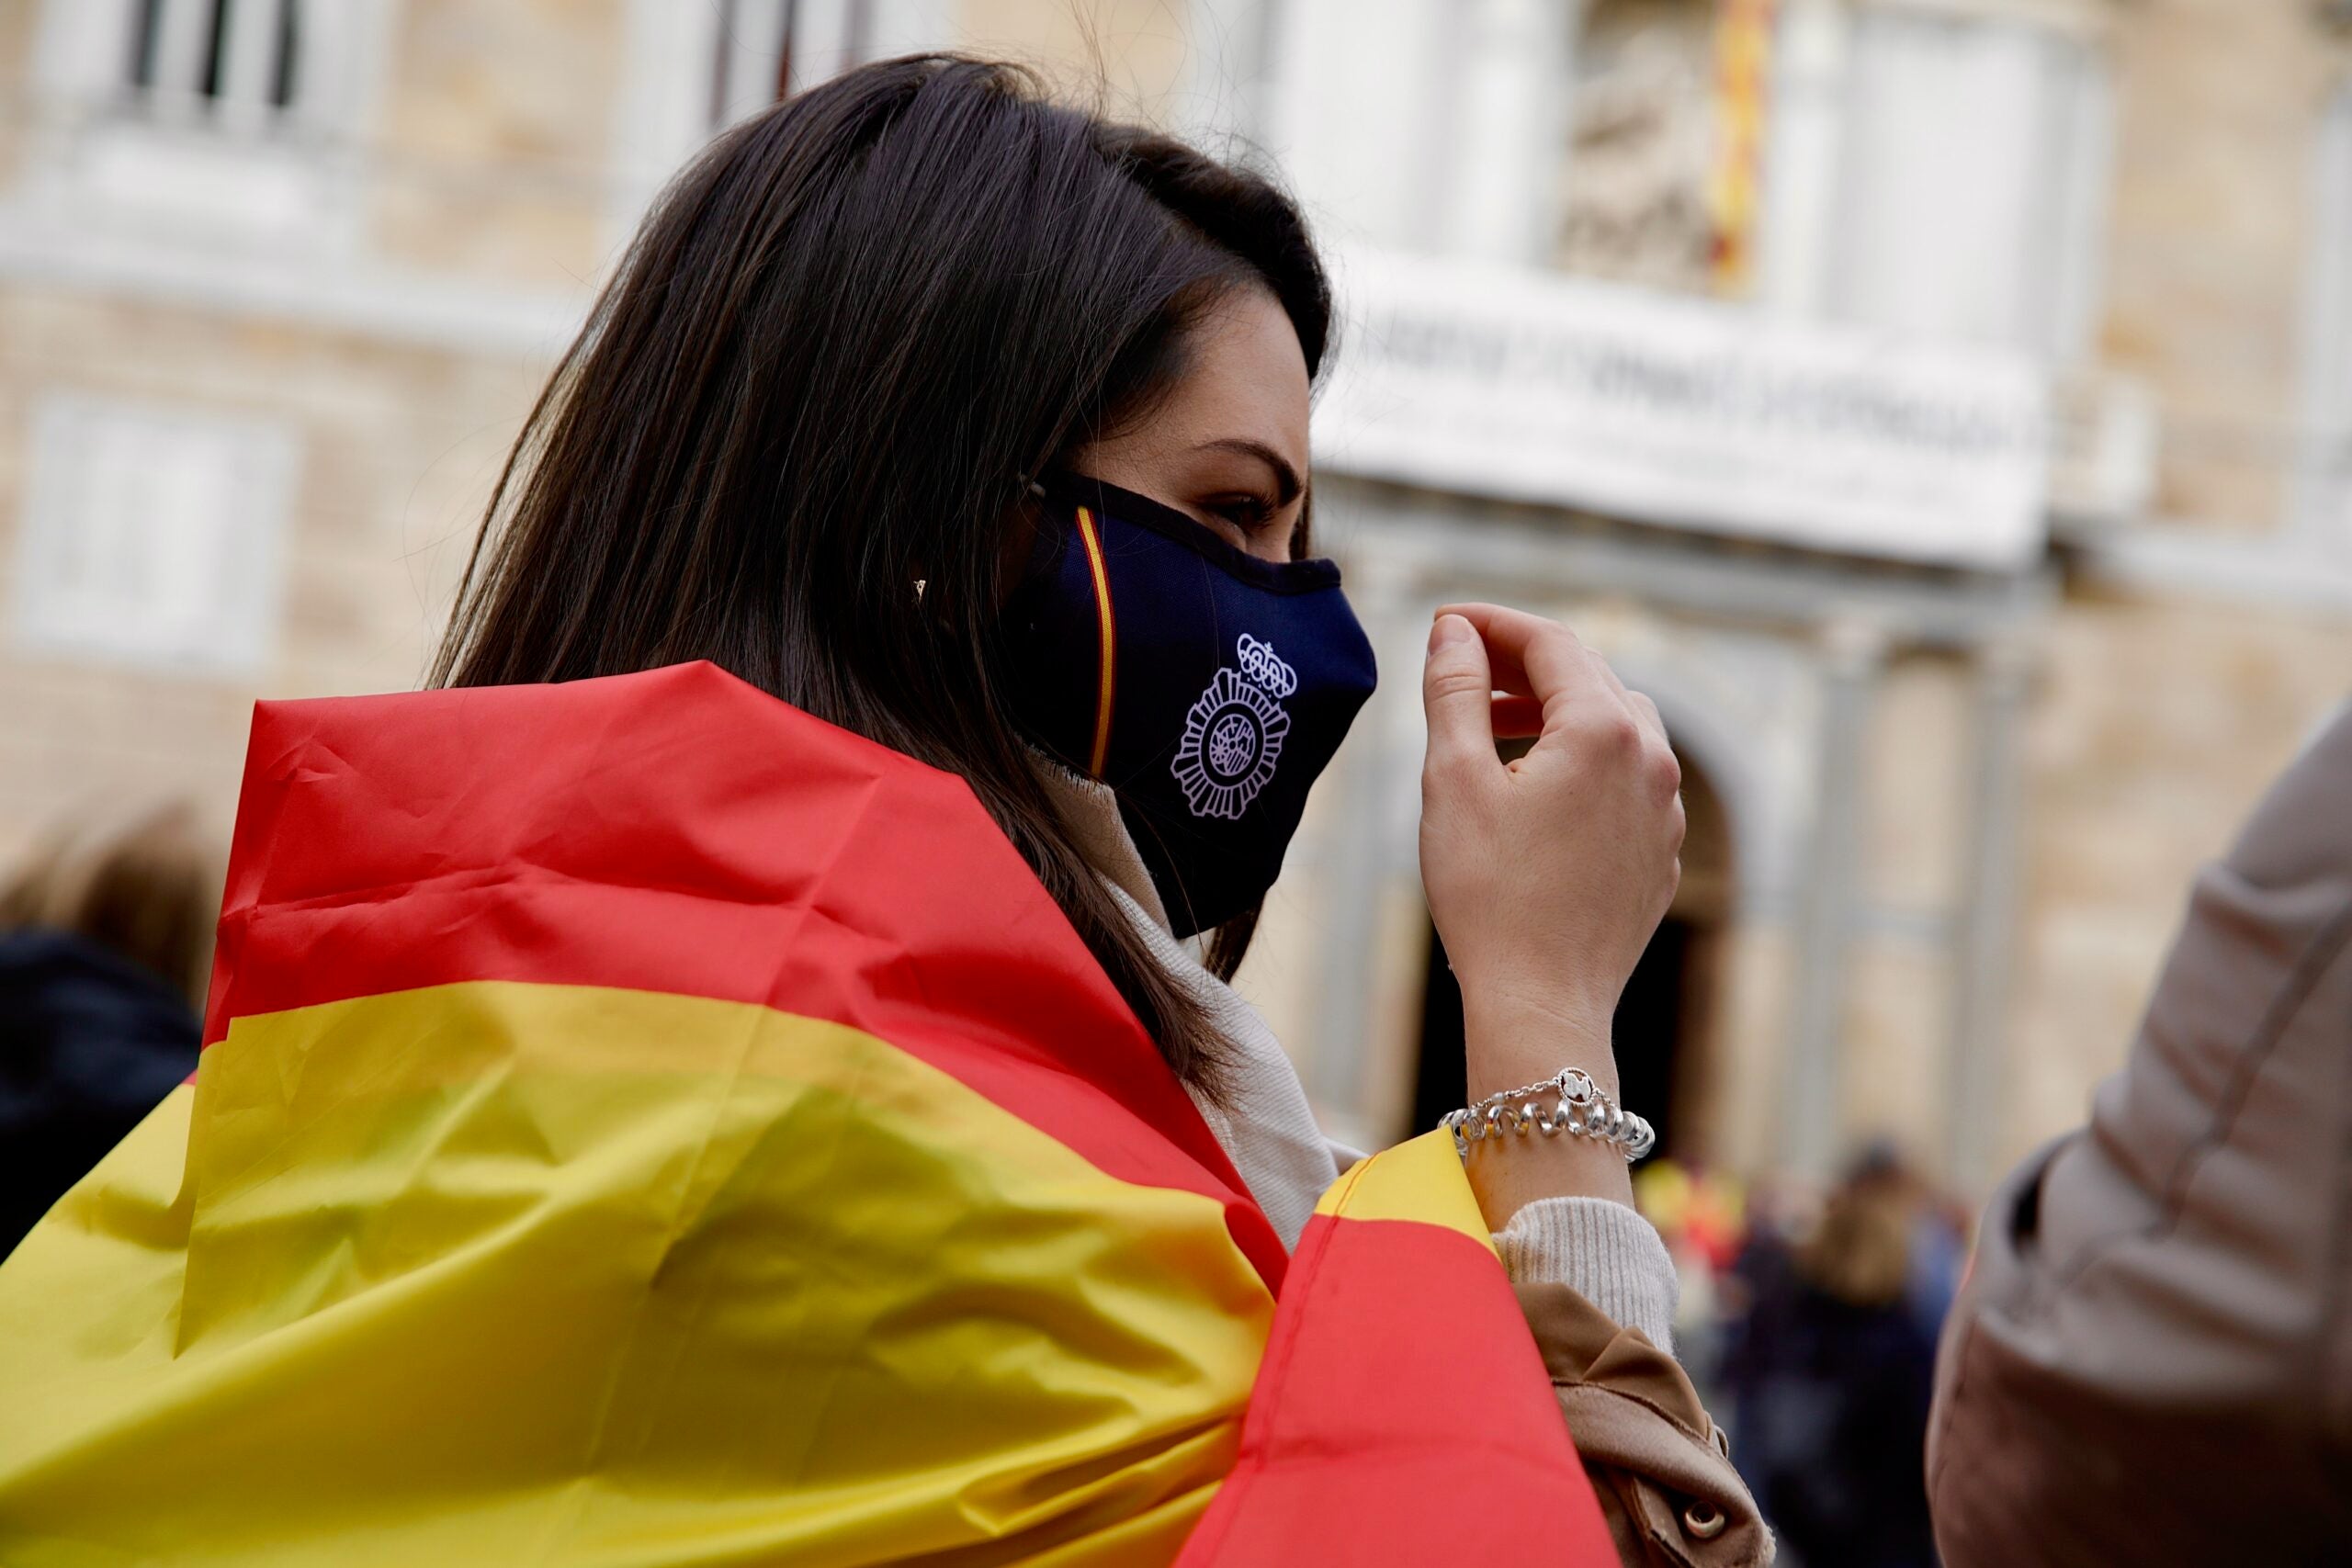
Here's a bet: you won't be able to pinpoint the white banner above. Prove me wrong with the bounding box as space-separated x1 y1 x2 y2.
1313 251 2052 570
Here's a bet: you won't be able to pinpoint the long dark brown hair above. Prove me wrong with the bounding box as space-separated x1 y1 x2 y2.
431 56 1332 1093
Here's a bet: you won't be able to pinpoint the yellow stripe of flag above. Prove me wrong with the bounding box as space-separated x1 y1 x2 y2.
0 981 1272 1565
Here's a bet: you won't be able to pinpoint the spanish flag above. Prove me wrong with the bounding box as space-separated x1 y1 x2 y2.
0 662 1611 1564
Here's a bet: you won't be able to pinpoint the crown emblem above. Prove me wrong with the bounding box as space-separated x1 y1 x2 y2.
1235 633 1298 699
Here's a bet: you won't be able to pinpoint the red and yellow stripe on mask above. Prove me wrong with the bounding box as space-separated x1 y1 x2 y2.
0 662 1610 1564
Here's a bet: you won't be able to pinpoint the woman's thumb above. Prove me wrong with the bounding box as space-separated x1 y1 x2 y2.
1422 614 1496 767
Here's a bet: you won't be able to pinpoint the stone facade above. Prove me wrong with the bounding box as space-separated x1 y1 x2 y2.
2007 590 2352 1150
0 0 601 880
0 284 545 843
2103 0 2351 532
368 0 626 288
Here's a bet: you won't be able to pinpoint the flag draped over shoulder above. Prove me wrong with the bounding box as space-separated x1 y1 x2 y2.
0 662 1612 1565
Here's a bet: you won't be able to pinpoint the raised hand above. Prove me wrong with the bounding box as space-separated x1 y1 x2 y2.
1419 603 1685 1218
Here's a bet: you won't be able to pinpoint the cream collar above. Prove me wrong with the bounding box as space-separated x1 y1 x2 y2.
1031 757 1173 935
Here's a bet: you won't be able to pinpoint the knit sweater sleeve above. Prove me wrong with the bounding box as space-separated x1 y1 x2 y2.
1495 1197 1680 1352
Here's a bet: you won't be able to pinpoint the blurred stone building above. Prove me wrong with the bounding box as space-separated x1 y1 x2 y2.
2 0 2347 1195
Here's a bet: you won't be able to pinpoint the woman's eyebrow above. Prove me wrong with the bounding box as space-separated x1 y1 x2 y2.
1196 437 1304 505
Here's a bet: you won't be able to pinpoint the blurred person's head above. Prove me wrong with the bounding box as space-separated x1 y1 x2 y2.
0 803 220 1009
1797 1145 1927 1309
433 56 1336 1090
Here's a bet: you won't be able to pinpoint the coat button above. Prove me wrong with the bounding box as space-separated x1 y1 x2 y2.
1682 1502 1727 1540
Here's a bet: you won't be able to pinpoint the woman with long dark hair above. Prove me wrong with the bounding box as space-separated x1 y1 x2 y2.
0 58 1763 1565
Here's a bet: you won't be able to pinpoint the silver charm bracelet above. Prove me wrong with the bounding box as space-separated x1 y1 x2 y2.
1442 1067 1657 1164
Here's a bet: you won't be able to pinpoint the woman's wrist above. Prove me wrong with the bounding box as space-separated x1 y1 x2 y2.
1460 984 1621 1102
1456 987 1634 1225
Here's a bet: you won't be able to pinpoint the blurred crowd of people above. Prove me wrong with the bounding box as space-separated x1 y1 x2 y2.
1640 1148 1963 1568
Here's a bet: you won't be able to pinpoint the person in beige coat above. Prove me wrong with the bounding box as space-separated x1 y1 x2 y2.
1927 700 2352 1563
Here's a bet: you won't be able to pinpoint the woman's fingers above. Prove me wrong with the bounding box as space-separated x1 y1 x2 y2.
1432 603 1568 697
1421 613 1501 776
1435 602 1668 761
1426 607 1583 749
1626 688 1670 751
1433 603 1612 726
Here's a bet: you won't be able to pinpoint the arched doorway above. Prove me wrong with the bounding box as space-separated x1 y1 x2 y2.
1410 743 1735 1161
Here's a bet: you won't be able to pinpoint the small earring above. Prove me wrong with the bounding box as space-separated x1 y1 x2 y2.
912 579 927 601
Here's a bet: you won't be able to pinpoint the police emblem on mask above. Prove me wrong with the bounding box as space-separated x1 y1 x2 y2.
1172 633 1296 819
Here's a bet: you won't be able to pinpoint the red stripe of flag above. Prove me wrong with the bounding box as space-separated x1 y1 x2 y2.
203 661 1286 1296
1181 1213 1613 1563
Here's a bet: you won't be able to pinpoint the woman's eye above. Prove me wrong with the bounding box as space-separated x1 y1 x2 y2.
1210 495 1277 532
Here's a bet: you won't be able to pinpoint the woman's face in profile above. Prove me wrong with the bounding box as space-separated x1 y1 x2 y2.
1071 285 1312 564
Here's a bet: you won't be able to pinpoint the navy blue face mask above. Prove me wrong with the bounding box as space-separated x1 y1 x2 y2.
1001 471 1378 939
